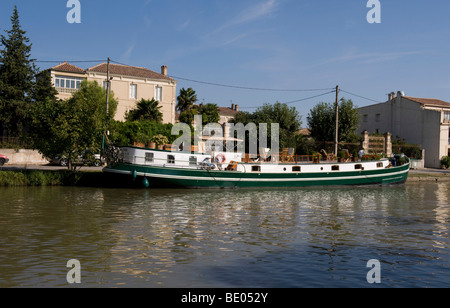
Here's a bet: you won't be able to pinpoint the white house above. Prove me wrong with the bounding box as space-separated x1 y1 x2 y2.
358 91 450 168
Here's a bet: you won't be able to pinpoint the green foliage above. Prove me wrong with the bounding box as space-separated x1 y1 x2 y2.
125 98 163 122
230 102 302 151
0 6 36 102
110 120 176 146
176 87 198 112
307 98 360 143
440 156 450 169
198 103 220 124
0 6 38 137
33 70 58 102
151 134 169 146
28 81 118 170
0 170 104 187
178 108 199 125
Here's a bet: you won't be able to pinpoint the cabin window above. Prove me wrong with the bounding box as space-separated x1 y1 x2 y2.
355 164 362 170
377 162 383 168
292 166 301 172
252 165 261 172
189 156 197 166
145 152 154 162
167 155 175 164
332 165 340 171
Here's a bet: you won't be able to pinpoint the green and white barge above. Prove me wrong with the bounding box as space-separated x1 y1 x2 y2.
102 146 410 189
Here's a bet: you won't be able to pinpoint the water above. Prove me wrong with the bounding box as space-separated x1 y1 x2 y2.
0 182 449 288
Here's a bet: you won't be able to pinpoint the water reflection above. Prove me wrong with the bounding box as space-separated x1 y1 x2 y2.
0 183 449 287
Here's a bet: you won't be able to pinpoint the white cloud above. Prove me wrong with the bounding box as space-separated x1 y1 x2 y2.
122 43 136 62
217 0 278 31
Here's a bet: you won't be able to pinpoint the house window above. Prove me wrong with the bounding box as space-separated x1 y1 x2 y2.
145 152 154 162
444 111 450 122
363 115 368 123
55 75 84 90
376 114 381 122
376 162 383 168
292 166 301 172
189 156 197 166
130 84 137 99
167 155 175 164
155 86 162 101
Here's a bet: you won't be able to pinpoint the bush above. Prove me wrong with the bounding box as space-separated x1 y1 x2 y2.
441 156 450 169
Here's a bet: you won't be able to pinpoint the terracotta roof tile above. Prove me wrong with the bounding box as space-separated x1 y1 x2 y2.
404 96 450 108
50 61 85 74
86 63 175 82
219 107 239 117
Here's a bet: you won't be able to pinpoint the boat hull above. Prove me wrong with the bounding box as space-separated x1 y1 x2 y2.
103 162 410 189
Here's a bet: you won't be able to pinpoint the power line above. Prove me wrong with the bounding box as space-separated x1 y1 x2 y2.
340 89 380 103
239 90 335 109
35 60 105 63
169 75 334 92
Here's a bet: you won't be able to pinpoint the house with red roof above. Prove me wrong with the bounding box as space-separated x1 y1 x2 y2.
358 91 450 168
47 61 177 123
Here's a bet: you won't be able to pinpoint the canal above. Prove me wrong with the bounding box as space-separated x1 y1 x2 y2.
0 182 449 287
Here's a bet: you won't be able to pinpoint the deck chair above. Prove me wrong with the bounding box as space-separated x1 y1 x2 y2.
259 147 270 162
343 149 351 162
225 161 238 171
320 149 335 161
287 148 295 162
280 148 289 162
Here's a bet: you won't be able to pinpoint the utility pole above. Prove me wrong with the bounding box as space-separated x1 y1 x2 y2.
103 57 111 153
106 57 110 115
334 85 339 157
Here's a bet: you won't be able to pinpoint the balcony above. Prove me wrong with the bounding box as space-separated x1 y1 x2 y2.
56 87 79 94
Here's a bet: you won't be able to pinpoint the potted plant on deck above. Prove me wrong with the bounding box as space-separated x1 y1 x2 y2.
151 134 169 150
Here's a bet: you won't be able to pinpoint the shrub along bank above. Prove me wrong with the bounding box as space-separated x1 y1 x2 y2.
0 170 108 187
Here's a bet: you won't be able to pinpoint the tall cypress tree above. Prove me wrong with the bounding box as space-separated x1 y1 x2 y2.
0 5 36 100
0 6 37 137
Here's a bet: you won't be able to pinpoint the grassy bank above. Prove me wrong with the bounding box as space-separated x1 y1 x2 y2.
0 169 107 187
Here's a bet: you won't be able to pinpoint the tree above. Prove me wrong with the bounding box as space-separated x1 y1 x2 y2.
29 81 118 170
307 98 360 143
230 102 302 151
176 87 197 112
33 70 58 103
0 6 37 137
126 98 163 122
198 103 220 125
178 108 198 125
0 6 36 101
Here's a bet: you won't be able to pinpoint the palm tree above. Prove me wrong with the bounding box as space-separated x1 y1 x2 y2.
126 98 163 122
176 87 198 112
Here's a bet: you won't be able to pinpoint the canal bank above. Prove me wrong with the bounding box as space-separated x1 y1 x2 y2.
0 168 108 187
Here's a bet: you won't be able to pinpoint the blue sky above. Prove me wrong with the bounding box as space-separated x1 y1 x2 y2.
1 0 450 124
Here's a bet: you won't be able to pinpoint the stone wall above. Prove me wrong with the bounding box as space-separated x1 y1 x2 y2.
0 149 49 165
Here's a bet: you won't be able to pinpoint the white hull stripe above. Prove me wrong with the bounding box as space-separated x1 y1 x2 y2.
104 168 409 182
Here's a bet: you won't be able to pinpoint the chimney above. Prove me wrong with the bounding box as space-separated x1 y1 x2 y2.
161 65 168 76
388 92 395 100
235 105 239 112
397 91 404 97
231 103 235 110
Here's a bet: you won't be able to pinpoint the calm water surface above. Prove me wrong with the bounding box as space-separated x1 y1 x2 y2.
1 182 449 288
